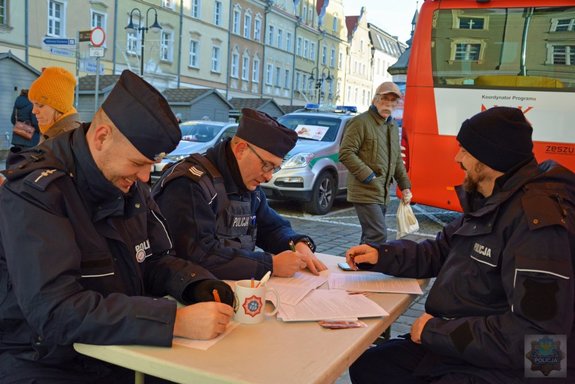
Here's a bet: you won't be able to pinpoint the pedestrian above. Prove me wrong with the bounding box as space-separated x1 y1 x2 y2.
28 66 81 142
345 107 575 383
9 89 40 151
0 70 235 383
339 81 412 245
152 108 327 280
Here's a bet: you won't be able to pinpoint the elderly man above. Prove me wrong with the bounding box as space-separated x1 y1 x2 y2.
339 81 412 245
345 107 574 383
0 70 234 383
152 108 326 280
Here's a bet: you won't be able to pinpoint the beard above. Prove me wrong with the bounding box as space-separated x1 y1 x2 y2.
461 162 486 193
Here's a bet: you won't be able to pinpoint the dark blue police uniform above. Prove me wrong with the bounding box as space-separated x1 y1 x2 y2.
0 127 217 382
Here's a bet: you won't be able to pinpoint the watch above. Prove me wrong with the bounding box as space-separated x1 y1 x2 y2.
294 236 316 253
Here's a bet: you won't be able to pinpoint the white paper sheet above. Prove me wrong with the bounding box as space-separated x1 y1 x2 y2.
172 321 240 350
328 272 423 294
277 289 388 322
267 270 329 306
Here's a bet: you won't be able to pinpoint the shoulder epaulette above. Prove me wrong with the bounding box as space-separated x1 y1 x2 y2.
23 168 67 191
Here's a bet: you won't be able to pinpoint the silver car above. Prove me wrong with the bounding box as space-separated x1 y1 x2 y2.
260 110 355 215
150 121 238 183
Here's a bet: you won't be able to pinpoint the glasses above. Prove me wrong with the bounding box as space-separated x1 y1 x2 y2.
246 143 281 173
375 94 399 104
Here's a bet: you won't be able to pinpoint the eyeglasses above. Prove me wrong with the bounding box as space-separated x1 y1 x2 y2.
375 94 399 104
246 143 281 173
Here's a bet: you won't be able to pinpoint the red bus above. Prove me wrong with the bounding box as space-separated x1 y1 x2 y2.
403 0 575 211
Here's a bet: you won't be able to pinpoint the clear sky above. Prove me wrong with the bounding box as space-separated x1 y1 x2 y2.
341 0 421 44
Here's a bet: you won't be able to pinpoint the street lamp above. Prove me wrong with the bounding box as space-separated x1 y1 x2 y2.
125 7 162 77
309 66 333 104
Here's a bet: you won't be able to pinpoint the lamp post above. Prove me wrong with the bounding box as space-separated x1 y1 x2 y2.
125 7 162 77
309 66 333 105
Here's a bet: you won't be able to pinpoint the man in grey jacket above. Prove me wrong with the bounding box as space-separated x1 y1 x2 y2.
339 81 412 244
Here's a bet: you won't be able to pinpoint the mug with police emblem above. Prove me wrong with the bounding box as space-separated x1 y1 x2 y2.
233 279 279 324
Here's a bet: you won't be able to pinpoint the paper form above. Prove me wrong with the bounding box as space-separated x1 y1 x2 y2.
277 289 388 322
328 272 423 295
172 321 240 350
267 270 329 306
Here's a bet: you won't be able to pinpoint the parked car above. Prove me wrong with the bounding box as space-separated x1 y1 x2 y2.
150 121 238 183
260 107 356 215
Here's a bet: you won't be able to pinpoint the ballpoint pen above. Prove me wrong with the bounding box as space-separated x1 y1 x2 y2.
256 270 271 288
289 240 296 252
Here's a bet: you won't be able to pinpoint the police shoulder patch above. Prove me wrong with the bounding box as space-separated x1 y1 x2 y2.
23 168 66 191
186 165 205 181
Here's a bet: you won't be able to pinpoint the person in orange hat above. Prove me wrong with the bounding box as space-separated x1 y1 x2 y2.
28 66 81 142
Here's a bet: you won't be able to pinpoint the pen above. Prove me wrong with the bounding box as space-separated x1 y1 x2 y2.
256 271 271 288
289 240 296 252
212 289 221 303
251 277 255 288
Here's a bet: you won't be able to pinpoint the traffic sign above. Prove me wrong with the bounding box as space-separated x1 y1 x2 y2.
43 38 76 45
90 27 106 47
89 47 105 57
79 30 92 42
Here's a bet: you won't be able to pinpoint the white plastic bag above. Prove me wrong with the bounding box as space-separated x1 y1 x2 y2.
396 203 419 239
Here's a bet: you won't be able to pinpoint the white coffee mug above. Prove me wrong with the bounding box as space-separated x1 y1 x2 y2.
233 279 279 324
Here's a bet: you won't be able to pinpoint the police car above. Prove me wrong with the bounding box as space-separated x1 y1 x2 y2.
260 105 356 215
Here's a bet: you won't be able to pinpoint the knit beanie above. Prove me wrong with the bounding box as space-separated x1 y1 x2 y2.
456 107 534 172
29 67 76 114
237 108 297 158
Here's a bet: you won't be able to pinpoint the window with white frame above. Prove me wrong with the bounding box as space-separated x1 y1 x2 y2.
232 6 240 34
284 69 290 89
252 57 260 82
91 10 106 29
162 0 175 10
214 1 222 26
126 15 141 54
212 46 221 72
295 72 301 91
452 41 482 61
254 17 261 41
266 63 273 85
332 15 338 33
231 50 239 78
550 44 575 65
242 54 250 80
0 0 6 25
330 47 335 67
286 32 292 52
310 42 315 60
303 39 308 58
321 45 327 65
161 30 174 61
267 25 274 46
457 16 485 30
244 13 251 39
189 40 199 67
48 1 65 37
275 66 281 87
191 0 201 18
338 52 343 69
296 37 302 56
302 5 307 23
552 18 575 32
277 29 283 49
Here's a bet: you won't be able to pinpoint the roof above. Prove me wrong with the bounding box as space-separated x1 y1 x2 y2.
229 98 284 113
346 16 359 40
0 51 41 76
162 88 234 108
78 74 121 92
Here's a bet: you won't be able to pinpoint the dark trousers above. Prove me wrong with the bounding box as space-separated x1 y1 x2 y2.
354 203 388 245
349 337 528 384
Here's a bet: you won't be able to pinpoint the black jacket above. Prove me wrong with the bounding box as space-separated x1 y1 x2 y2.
153 139 309 280
0 127 216 370
364 159 575 381
10 94 40 147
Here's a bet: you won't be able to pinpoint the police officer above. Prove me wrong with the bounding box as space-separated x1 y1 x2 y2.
0 70 234 383
152 108 326 280
345 107 575 383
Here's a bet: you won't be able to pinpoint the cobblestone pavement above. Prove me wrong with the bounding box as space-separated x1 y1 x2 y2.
270 196 457 384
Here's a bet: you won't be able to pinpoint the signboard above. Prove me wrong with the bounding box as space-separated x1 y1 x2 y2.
89 47 104 57
79 30 92 42
43 38 76 45
90 27 106 47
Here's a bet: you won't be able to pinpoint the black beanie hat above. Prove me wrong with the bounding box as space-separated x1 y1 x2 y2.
237 108 298 158
456 107 534 172
102 70 181 161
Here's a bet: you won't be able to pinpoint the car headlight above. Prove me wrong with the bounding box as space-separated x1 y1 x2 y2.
282 153 315 169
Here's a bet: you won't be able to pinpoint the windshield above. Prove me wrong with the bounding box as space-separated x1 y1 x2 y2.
179 123 223 142
277 116 341 142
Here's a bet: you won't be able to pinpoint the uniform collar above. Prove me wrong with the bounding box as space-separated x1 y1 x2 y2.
206 139 249 196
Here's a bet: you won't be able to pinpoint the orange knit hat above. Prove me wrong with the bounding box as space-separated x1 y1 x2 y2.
29 67 76 113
